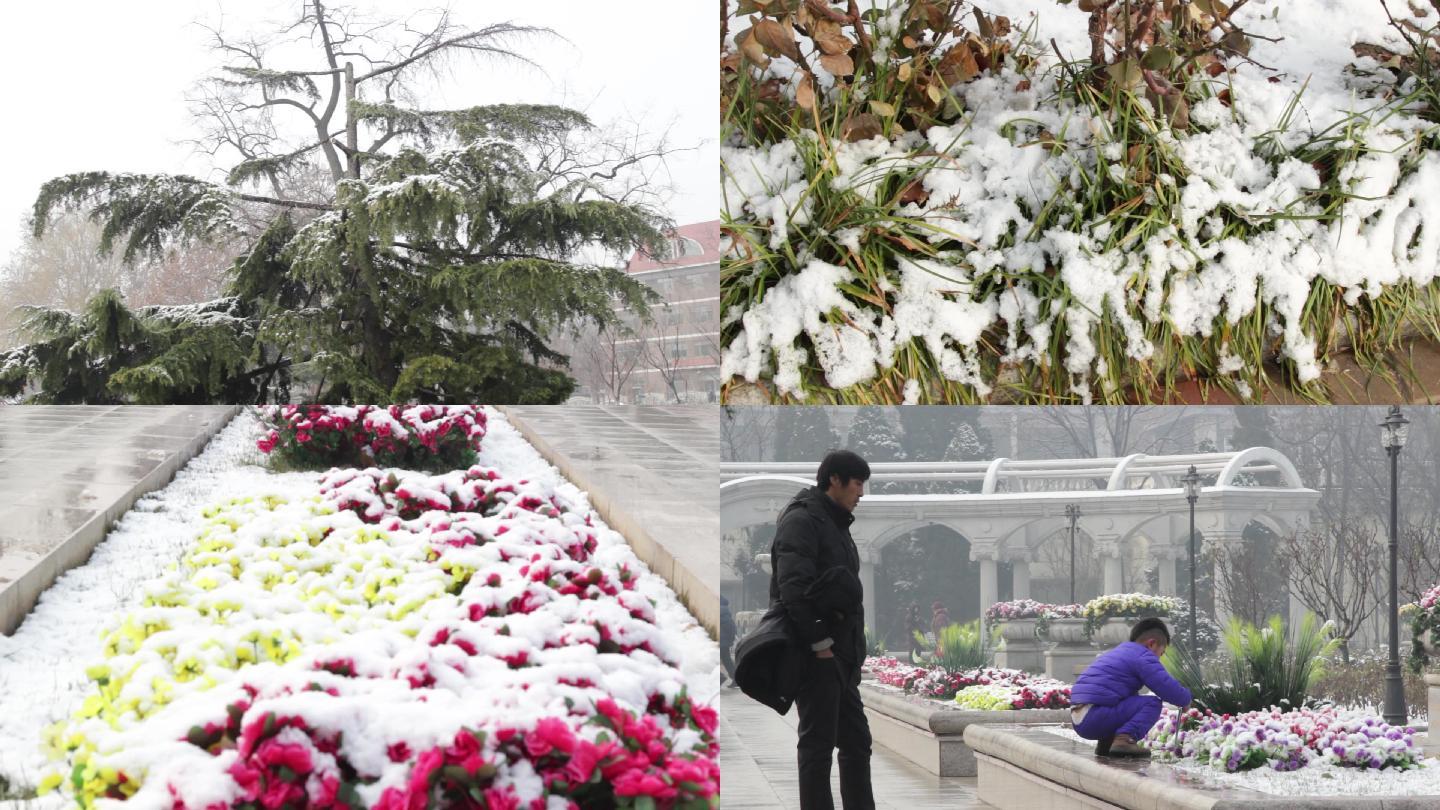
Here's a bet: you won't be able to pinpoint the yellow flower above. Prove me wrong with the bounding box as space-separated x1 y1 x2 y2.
37 772 64 795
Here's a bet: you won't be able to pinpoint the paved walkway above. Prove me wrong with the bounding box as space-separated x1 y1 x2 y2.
0 405 237 634
721 690 995 809
499 405 719 632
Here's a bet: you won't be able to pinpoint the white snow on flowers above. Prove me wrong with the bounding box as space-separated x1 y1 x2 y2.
0 407 718 809
1044 706 1440 797
722 0 1440 397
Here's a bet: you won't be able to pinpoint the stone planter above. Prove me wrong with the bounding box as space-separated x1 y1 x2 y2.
1041 617 1089 645
1092 618 1133 646
1427 673 1440 758
996 618 1039 642
1420 627 1440 657
994 619 1044 673
1042 618 1095 681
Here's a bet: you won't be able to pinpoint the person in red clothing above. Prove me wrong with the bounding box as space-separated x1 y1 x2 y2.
1069 617 1192 757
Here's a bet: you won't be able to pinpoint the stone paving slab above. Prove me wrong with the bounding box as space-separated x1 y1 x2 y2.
498 405 718 633
0 405 239 635
721 688 996 809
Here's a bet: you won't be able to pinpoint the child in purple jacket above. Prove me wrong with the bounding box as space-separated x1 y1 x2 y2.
1069 617 1192 757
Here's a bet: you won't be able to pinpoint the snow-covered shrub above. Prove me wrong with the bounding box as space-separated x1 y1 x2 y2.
39 462 717 809
256 405 486 471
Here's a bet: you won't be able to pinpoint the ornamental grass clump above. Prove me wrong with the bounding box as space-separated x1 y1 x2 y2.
721 0 1440 404
935 619 991 672
1163 613 1339 715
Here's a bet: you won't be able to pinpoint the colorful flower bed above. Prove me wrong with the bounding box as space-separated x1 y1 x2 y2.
38 454 717 808
1147 707 1422 773
1082 593 1181 637
258 405 487 471
866 657 1070 709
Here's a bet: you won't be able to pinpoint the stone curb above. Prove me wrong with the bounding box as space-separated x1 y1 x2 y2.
967 724 1440 809
494 406 718 636
861 683 1070 733
0 406 240 636
861 682 1069 777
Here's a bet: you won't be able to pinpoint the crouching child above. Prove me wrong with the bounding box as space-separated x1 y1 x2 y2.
1069 617 1191 757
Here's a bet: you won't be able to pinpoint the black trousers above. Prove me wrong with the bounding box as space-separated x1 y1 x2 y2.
720 633 737 681
794 656 875 810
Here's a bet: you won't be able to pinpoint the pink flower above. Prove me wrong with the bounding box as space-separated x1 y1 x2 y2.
612 769 678 800
255 739 314 775
525 717 576 758
691 704 718 736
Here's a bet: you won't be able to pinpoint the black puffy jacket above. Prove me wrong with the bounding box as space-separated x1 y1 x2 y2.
768 486 866 667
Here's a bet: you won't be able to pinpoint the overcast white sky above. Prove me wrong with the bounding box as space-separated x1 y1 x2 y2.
0 0 717 263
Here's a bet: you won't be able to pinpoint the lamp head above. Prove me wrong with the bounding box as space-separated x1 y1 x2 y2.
1182 464 1202 502
1381 406 1409 451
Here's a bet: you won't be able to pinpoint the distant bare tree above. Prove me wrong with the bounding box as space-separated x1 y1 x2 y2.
1285 520 1386 662
571 324 643 403
1399 517 1440 605
640 319 688 403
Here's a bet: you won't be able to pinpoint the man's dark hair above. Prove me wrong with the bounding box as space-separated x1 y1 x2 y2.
1130 617 1171 645
817 449 871 489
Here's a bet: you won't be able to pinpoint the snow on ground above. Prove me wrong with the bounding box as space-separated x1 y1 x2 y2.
0 410 290 799
0 407 717 804
477 407 720 704
723 0 1440 398
1042 723 1440 797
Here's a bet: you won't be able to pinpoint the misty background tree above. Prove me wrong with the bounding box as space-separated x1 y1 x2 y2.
0 1 679 403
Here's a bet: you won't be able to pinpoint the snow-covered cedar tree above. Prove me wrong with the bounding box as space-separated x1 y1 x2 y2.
3 1 677 404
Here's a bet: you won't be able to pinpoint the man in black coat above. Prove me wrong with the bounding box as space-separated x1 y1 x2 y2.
770 449 875 810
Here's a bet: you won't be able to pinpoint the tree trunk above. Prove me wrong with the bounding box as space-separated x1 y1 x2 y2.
345 63 361 179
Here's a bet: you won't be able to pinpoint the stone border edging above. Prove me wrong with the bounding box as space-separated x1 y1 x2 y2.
860 682 1069 776
967 724 1440 810
494 406 718 636
0 406 241 636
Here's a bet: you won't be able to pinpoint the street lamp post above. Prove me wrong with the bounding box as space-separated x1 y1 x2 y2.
1381 406 1410 727
1181 465 1202 652
1065 503 1081 604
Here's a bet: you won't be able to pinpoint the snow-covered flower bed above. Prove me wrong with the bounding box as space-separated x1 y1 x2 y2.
257 405 487 471
1147 706 1421 773
865 657 1070 708
721 0 1440 403
7 407 717 809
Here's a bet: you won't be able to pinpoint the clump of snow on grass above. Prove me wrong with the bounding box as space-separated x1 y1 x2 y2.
724 0 1440 397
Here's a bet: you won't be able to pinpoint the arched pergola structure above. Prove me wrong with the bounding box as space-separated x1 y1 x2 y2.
721 450 1319 637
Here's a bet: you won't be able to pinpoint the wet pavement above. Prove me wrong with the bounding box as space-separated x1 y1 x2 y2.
0 406 237 634
499 405 719 632
721 689 995 809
